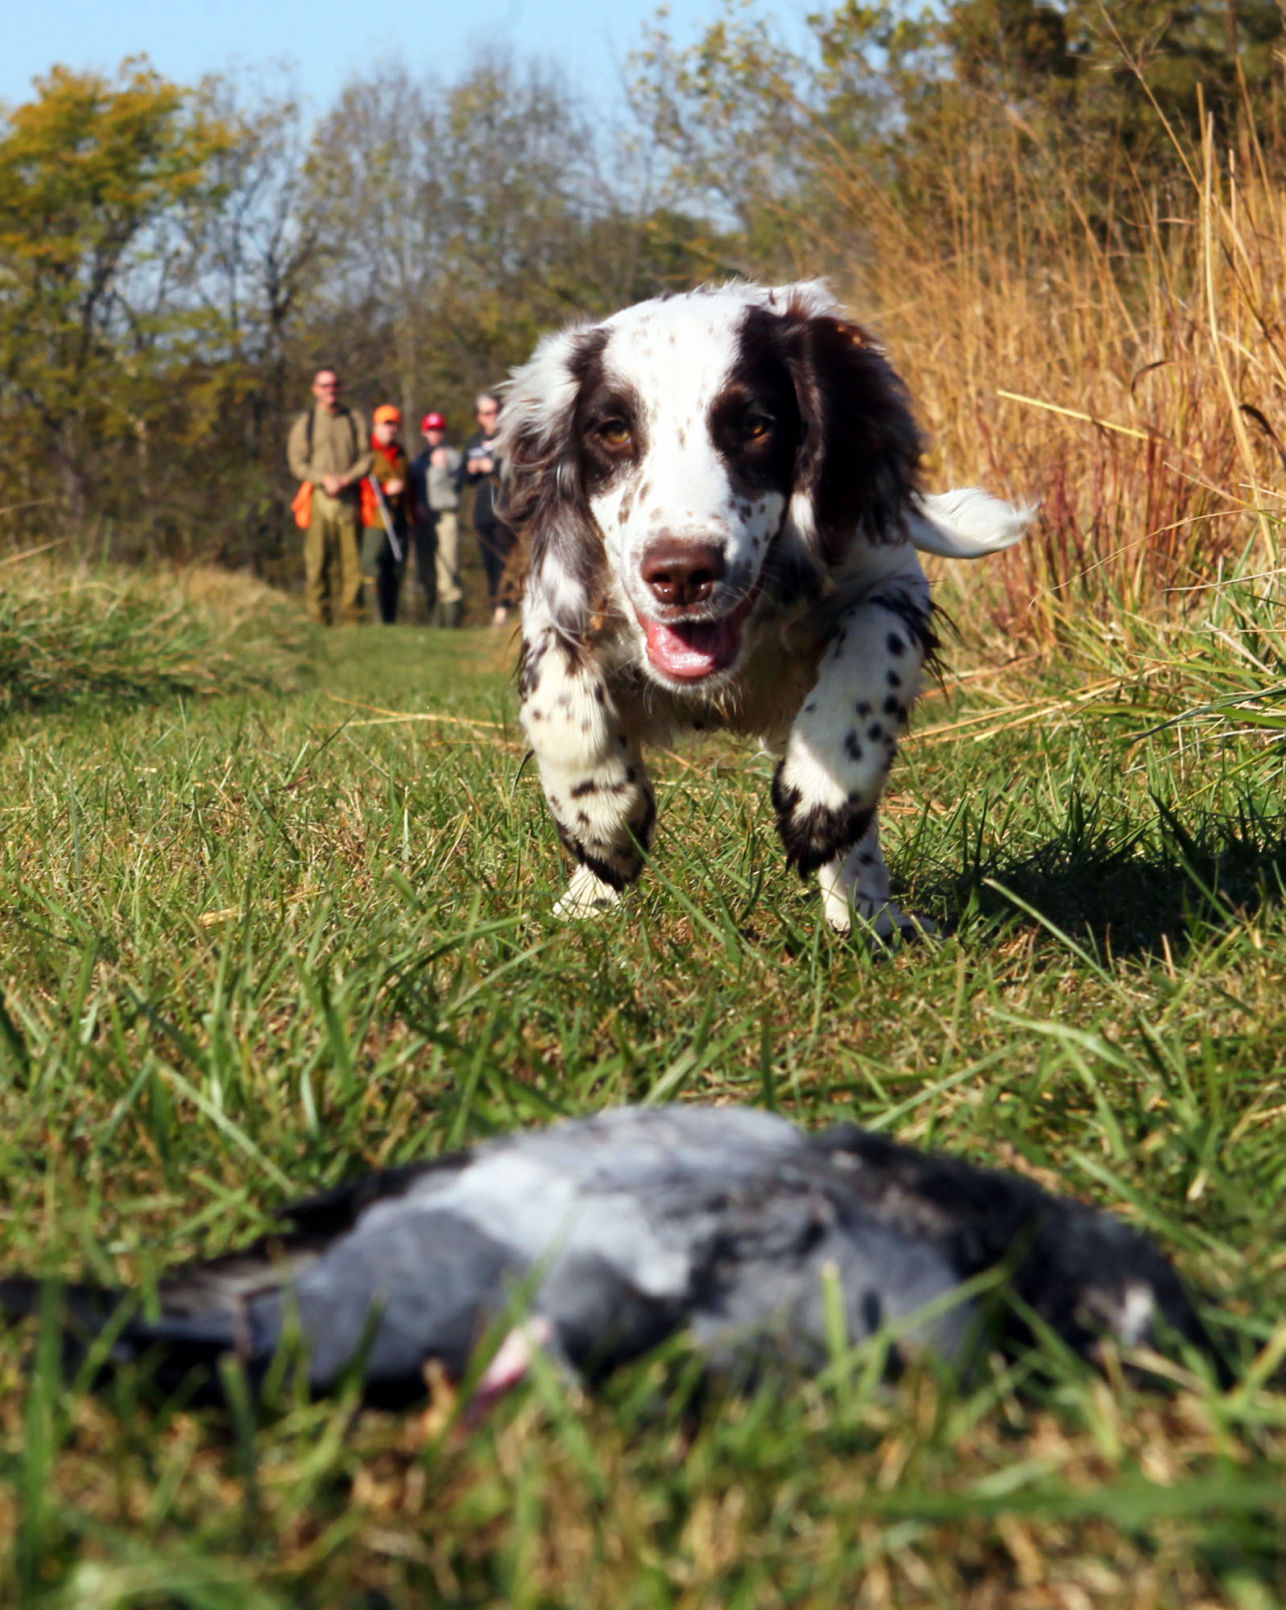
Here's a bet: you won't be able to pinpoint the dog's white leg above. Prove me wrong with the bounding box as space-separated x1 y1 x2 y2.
817 822 937 939
520 626 655 917
771 563 934 937
554 861 621 918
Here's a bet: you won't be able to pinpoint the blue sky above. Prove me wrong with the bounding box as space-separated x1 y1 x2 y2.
4 0 797 119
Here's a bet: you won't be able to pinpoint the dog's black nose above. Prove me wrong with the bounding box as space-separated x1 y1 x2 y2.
639 540 726 608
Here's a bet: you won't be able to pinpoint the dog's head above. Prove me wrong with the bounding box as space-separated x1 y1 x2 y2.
499 281 922 688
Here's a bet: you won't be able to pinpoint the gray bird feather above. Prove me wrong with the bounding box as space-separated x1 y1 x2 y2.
0 1105 1218 1404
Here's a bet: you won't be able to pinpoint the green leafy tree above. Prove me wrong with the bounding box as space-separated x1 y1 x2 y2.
938 0 1284 170
0 60 234 526
633 0 1285 272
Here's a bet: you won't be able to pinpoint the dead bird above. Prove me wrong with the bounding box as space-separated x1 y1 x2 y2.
0 1104 1220 1406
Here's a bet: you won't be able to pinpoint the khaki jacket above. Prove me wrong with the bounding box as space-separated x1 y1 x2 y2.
287 405 372 502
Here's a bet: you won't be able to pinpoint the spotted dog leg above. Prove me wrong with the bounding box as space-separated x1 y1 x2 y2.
520 631 655 919
816 821 937 939
771 580 935 937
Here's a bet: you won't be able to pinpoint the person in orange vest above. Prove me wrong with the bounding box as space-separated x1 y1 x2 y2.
360 405 417 625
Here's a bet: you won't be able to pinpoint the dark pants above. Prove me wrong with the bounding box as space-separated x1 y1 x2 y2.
361 525 403 625
476 520 517 608
413 523 437 614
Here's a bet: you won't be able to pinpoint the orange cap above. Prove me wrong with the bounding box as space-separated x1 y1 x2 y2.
373 404 402 425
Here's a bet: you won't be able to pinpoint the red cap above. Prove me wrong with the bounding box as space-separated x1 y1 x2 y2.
422 411 447 432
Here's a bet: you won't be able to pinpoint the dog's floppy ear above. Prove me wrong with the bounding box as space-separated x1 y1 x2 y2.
498 324 608 639
780 300 923 566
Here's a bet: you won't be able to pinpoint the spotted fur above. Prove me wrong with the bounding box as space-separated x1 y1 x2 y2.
499 281 1031 935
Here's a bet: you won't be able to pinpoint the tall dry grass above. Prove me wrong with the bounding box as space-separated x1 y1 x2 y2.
806 101 1286 643
0 553 313 715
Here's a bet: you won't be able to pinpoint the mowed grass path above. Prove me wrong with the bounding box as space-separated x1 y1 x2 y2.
1 599 1284 1607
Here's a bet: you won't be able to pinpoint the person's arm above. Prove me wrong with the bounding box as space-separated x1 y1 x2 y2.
386 449 410 515
462 437 491 486
286 413 318 484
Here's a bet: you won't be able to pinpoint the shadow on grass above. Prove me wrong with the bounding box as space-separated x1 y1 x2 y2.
926 791 1286 960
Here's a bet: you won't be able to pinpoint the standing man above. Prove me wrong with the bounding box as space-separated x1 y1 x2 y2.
461 392 517 628
409 411 463 627
287 368 372 626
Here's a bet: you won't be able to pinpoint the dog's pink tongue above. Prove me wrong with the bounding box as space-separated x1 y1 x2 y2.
644 617 739 680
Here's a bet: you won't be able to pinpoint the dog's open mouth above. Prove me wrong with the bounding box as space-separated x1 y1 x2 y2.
638 593 756 682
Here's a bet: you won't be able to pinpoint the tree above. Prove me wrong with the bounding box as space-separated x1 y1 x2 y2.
939 0 1284 165
298 55 719 429
175 76 324 564
0 60 233 525
633 0 1286 263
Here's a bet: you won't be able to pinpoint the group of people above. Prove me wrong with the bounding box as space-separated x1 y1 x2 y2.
286 368 518 629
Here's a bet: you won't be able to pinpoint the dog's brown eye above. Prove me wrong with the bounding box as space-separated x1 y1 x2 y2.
743 414 772 442
597 419 632 448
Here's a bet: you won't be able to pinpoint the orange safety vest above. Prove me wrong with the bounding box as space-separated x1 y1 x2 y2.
359 476 380 529
361 444 413 528
291 481 313 529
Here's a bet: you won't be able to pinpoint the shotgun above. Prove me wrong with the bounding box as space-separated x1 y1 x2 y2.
367 475 404 564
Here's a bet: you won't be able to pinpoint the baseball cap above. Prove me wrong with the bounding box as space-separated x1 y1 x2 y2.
373 404 402 425
422 411 447 432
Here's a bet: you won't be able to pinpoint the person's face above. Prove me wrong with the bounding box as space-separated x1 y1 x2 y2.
476 400 499 432
313 371 342 410
373 419 399 447
424 428 445 446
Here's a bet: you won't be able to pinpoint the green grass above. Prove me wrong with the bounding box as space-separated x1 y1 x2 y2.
0 559 312 716
0 570 1284 1607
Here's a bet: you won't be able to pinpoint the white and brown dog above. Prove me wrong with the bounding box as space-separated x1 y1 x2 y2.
498 281 1030 936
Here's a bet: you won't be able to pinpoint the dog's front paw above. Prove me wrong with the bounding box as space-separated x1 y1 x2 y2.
553 863 622 919
817 845 934 940
822 889 938 942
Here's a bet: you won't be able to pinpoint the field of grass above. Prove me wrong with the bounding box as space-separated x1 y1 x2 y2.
1 561 1285 1608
